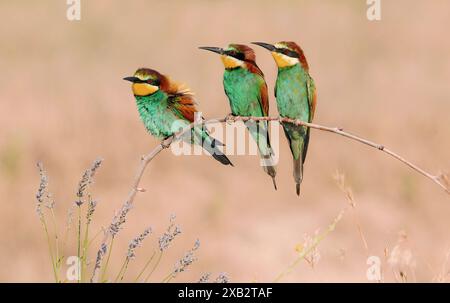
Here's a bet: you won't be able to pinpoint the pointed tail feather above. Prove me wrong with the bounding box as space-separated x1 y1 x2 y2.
212 152 234 166
246 120 277 189
265 164 278 190
283 123 309 197
203 135 233 166
293 156 303 196
261 155 277 190
262 155 277 190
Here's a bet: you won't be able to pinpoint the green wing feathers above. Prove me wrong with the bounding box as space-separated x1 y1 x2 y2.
245 120 277 189
169 93 233 166
277 68 316 196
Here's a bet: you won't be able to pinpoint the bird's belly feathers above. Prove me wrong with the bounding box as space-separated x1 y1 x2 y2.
223 69 263 117
276 69 310 122
136 97 182 139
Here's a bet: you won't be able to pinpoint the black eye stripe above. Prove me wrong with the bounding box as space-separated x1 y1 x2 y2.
234 53 246 61
228 51 246 61
280 49 299 58
135 78 159 85
148 79 160 86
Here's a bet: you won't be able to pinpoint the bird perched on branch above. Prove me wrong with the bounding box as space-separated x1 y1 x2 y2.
253 41 316 196
124 68 233 166
199 44 277 189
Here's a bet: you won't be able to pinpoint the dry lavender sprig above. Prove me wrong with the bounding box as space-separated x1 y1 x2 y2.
127 226 153 260
75 159 102 280
90 243 107 282
114 226 153 282
86 199 98 224
79 198 99 281
166 239 200 281
35 162 59 281
75 158 102 206
159 214 181 251
36 162 53 219
107 200 133 237
215 273 230 283
96 199 133 282
143 215 181 282
198 273 211 283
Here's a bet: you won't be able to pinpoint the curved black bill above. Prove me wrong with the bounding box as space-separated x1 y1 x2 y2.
198 46 224 55
252 42 276 52
123 76 140 83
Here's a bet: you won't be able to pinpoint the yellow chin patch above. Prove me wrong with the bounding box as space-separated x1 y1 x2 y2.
271 52 299 68
221 55 243 69
132 83 159 96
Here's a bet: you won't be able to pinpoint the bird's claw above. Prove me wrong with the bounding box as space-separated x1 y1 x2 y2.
225 114 235 124
161 139 171 149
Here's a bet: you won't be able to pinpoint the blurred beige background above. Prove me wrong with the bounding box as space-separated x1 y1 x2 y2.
0 0 449 282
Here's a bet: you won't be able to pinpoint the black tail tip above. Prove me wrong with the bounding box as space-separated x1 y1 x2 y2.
213 153 233 166
296 183 301 196
272 178 278 190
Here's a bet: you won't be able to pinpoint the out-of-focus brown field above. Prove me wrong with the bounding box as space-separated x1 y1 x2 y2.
0 0 449 282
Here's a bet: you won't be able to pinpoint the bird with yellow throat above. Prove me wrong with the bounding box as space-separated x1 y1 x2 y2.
253 42 316 196
124 68 233 166
199 44 277 189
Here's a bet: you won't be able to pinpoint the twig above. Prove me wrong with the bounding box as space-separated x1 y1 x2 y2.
91 115 448 282
91 137 172 282
222 116 449 195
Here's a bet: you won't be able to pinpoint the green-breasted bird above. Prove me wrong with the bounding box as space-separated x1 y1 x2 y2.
124 68 233 166
199 44 277 189
253 42 317 196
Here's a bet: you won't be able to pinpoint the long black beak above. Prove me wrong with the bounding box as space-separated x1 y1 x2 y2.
198 46 224 55
252 42 276 52
123 76 139 83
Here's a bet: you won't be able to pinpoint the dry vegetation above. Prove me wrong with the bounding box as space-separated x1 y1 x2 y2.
1 0 450 282
36 160 228 283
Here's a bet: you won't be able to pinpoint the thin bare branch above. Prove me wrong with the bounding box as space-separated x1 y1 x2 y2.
223 116 449 194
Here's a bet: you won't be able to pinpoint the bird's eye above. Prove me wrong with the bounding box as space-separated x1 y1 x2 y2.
229 50 245 61
147 78 159 86
235 52 245 61
285 49 298 58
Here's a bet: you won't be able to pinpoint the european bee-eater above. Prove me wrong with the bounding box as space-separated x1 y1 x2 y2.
124 68 233 166
253 42 316 196
199 44 277 189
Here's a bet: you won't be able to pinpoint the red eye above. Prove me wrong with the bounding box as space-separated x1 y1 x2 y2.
147 78 160 86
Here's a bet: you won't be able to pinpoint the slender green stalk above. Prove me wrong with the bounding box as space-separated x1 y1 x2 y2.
49 208 61 280
114 258 130 282
60 206 75 269
88 228 103 247
162 271 174 283
144 251 163 282
100 236 115 282
80 218 91 282
41 219 59 282
76 205 82 283
134 251 156 282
